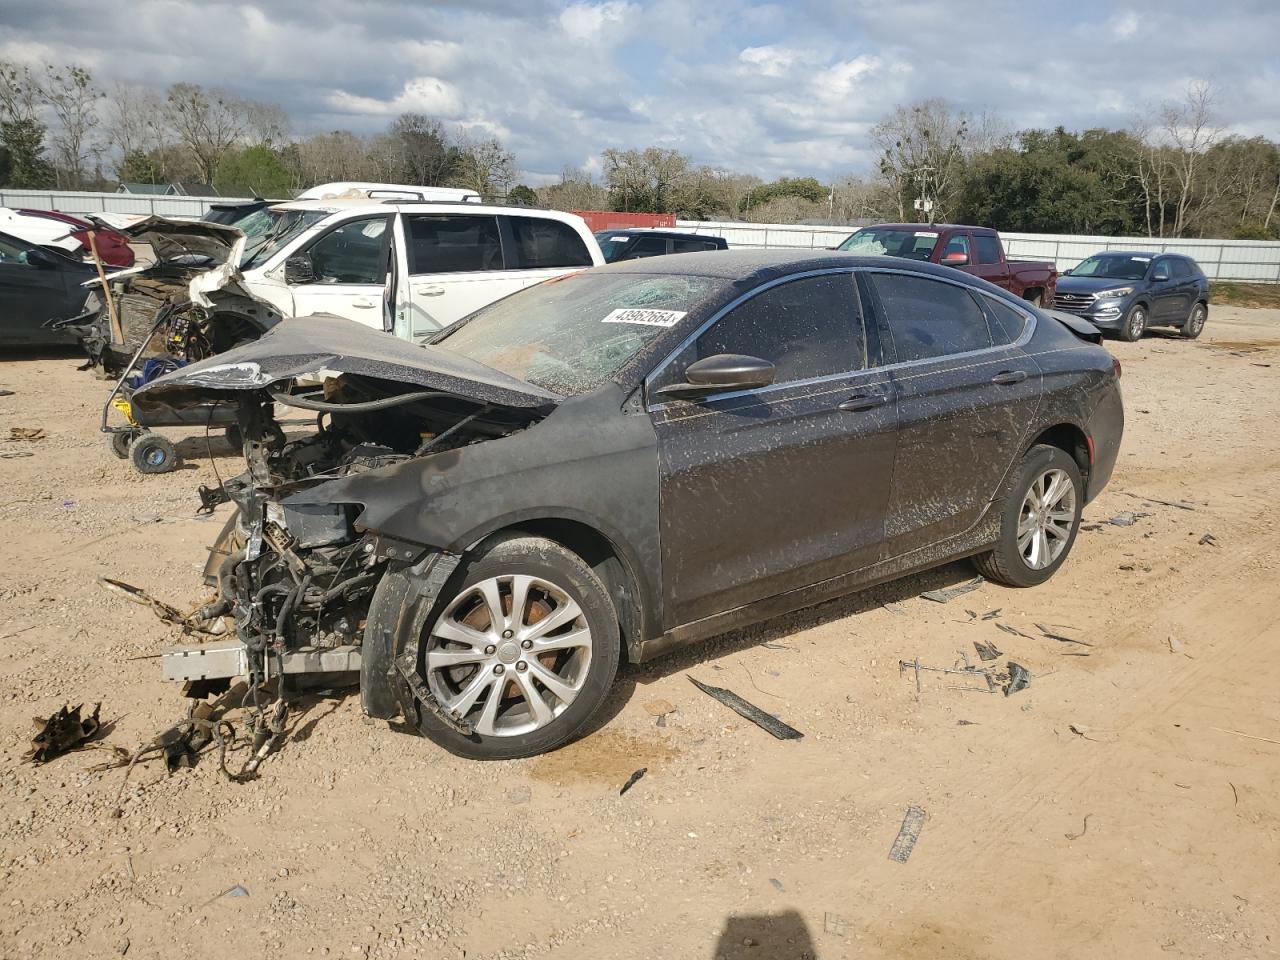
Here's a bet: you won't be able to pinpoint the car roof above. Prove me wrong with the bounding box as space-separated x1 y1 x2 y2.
601 248 991 283
596 228 721 238
865 223 997 234
268 199 588 225
1091 250 1162 258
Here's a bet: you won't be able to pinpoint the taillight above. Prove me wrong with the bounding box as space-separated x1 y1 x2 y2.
1112 358 1122 379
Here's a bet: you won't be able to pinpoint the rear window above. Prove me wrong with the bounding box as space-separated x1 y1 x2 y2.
437 272 731 395
839 228 939 260
868 272 992 361
508 216 592 269
406 214 502 274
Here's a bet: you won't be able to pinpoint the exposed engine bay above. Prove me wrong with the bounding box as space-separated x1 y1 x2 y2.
130 314 561 751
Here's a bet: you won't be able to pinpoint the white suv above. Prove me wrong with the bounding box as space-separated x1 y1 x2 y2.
233 200 604 340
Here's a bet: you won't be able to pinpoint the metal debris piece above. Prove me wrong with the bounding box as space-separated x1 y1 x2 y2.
688 676 803 740
887 804 927 863
973 640 1002 662
619 767 648 796
995 623 1036 640
26 703 103 763
920 576 984 603
7 426 45 441
98 577 191 630
1004 661 1031 696
1035 624 1093 647
1198 533 1219 547
1106 512 1144 527
981 609 1002 620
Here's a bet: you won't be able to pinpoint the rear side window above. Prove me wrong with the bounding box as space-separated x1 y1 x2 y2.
974 235 1001 265
507 216 593 269
981 296 1028 345
405 214 502 274
628 236 668 258
655 273 865 393
672 238 719 253
1171 258 1193 280
868 273 992 362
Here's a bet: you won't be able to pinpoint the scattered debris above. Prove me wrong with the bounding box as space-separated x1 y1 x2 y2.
1080 522 1103 531
1230 782 1239 806
760 641 792 651
957 719 978 726
981 609 1002 620
642 699 677 718
823 913 850 936
973 640 1002 662
6 426 46 441
688 676 803 740
98 576 196 631
769 878 785 892
1065 813 1091 840
1212 727 1280 747
1106 511 1148 527
0 451 34 459
201 884 250 908
899 658 995 695
1252 362 1272 368
26 703 104 763
1168 635 1184 653
1035 624 1093 647
1123 491 1197 511
1003 661 1031 696
996 623 1036 640
920 576 984 603
887 804 927 863
619 767 648 796
1198 533 1219 547
0 388 14 397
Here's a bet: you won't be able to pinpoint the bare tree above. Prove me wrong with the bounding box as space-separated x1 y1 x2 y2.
1127 115 1172 237
163 83 246 184
0 60 43 123
42 64 101 188
601 147 689 213
103 83 166 163
1162 80 1221 236
453 136 517 198
539 167 608 210
872 98 970 222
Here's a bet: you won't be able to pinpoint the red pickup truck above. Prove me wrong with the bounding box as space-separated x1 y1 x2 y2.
836 223 1057 306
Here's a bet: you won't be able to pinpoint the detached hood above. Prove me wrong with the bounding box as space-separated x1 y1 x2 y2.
121 215 245 265
132 313 562 415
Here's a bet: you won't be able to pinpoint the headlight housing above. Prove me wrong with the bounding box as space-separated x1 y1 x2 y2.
1096 286 1134 299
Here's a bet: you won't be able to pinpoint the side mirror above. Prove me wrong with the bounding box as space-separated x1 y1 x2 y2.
25 248 58 269
1152 269 1169 282
284 254 316 284
1062 268 1073 276
655 353 776 400
941 251 969 266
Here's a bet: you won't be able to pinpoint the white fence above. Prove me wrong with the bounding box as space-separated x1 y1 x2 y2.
4 190 1276 282
676 220 1280 283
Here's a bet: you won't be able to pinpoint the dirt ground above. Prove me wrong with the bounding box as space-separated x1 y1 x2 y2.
2 306 1279 960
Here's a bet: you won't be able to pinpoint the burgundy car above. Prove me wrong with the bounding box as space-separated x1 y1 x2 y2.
17 209 135 268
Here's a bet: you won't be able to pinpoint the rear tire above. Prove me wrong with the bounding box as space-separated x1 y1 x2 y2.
129 433 179 474
973 445 1083 588
1119 303 1147 342
1181 301 1207 339
405 535 620 760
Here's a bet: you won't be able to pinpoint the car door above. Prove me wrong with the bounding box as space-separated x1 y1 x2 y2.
648 271 898 628
1146 258 1178 321
1166 258 1196 319
862 270 1041 559
287 215 393 329
0 234 75 345
402 213 518 338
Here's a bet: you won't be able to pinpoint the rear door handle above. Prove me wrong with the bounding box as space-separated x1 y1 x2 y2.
351 298 377 309
415 285 445 297
838 392 888 412
991 370 1028 385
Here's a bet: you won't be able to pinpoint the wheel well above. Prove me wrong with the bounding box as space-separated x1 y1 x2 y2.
499 518 643 663
1029 424 1090 482
1022 287 1043 302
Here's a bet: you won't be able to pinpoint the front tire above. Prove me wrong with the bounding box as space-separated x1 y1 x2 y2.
974 445 1083 587
1182 301 1207 339
1119 303 1147 342
407 535 620 760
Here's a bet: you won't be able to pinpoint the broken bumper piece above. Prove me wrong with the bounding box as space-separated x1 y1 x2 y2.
162 639 362 681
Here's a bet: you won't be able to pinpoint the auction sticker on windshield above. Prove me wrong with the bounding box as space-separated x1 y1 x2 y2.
602 308 687 327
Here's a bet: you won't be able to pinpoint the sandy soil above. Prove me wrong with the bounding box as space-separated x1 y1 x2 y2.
2 306 1279 960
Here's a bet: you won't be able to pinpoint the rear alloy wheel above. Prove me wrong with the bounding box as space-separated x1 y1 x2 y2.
1182 302 1207 339
974 445 1083 587
413 536 619 759
1119 303 1147 342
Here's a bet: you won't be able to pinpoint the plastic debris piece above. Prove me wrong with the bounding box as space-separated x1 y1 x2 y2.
688 676 803 740
920 576 983 603
1107 512 1143 526
619 767 647 796
887 804 927 863
26 703 103 763
1004 661 1031 696
973 640 1002 662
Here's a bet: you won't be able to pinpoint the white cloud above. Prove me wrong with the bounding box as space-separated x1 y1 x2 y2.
1110 11 1140 38
325 76 462 117
738 46 797 78
559 1 632 42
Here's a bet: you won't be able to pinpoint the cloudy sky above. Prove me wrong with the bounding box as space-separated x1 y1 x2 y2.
2 0 1277 183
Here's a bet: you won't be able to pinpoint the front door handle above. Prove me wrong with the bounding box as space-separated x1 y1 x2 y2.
415 285 446 297
991 370 1028 385
351 298 377 309
838 392 888 412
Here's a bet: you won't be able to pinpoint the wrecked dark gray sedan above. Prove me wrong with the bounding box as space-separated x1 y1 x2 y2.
135 250 1124 759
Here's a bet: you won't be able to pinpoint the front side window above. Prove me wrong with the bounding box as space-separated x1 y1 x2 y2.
653 273 864 395
508 216 592 269
405 214 502 274
941 233 970 260
868 273 992 362
240 209 331 269
974 235 1001 265
304 216 390 285
0 234 34 264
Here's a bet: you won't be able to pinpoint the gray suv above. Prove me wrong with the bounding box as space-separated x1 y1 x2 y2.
1052 252 1209 341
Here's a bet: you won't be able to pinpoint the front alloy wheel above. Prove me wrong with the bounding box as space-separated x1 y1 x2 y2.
1120 304 1147 342
427 574 593 737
